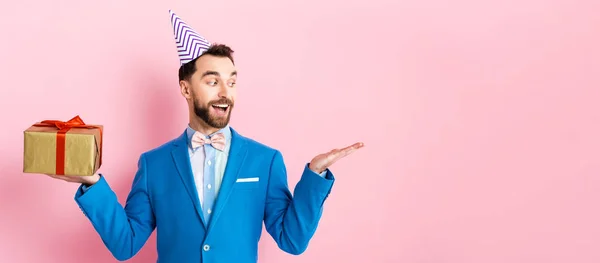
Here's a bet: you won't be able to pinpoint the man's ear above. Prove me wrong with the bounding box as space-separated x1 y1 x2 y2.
180 80 192 99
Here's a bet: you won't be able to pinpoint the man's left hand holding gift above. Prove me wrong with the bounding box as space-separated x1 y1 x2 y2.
46 173 100 186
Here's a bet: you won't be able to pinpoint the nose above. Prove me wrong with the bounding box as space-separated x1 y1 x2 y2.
217 82 231 99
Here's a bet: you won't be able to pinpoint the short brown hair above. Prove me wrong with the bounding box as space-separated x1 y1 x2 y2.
178 44 235 81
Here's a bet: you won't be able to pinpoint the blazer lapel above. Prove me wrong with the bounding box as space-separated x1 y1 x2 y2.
171 131 207 227
207 127 248 232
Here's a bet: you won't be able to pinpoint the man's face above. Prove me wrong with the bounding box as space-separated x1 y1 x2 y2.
184 55 237 129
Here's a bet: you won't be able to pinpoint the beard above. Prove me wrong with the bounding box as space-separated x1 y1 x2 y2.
193 97 234 129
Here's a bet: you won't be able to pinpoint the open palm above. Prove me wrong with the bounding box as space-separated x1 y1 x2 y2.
309 142 364 174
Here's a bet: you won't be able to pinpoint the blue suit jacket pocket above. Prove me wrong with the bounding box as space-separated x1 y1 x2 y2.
235 177 260 190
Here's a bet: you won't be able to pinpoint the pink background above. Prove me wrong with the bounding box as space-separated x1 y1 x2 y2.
1 0 599 262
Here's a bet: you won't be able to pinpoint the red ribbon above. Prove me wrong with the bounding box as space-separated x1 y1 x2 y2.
33 115 103 175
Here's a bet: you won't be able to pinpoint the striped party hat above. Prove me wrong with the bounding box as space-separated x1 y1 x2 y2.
169 10 212 65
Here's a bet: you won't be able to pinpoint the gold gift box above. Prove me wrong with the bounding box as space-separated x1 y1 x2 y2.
23 116 103 176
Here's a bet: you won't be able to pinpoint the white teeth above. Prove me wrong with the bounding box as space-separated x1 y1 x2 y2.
212 104 228 108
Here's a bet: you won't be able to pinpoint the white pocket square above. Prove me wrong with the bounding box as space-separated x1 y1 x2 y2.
236 177 259 183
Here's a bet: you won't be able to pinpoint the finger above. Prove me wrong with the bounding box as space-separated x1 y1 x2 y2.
326 151 348 164
341 147 359 157
342 142 363 154
47 174 74 182
347 142 364 150
324 149 340 160
330 142 363 157
331 149 356 163
46 174 61 179
328 143 363 163
334 142 363 155
320 142 364 167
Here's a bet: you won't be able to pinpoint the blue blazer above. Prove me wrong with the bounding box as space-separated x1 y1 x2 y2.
74 127 335 262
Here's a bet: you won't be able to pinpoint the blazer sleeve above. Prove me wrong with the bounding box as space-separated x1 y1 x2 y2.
73 154 156 261
263 150 335 255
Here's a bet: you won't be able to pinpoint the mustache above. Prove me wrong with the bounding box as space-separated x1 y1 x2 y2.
208 98 234 106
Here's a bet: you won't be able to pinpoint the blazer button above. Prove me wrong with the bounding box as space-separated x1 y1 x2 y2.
203 244 210 251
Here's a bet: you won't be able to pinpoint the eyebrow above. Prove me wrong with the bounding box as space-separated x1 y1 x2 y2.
201 70 237 78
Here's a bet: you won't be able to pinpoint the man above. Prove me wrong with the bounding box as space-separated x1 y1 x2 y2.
46 10 363 262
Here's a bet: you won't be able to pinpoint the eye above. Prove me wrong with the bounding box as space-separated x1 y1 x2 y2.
208 80 217 86
228 81 236 87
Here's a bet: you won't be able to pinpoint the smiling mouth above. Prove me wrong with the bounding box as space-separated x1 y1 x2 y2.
212 104 229 113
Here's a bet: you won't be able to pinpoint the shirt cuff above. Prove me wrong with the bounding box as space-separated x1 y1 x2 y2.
319 170 327 178
306 164 327 178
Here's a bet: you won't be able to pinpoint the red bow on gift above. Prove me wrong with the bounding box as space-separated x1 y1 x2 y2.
33 116 103 175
